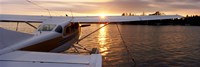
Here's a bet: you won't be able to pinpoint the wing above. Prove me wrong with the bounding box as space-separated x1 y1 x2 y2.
0 14 52 22
72 15 183 22
0 14 182 23
0 14 68 23
0 28 33 50
0 51 102 67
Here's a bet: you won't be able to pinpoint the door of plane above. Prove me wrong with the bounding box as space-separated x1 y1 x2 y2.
63 22 79 38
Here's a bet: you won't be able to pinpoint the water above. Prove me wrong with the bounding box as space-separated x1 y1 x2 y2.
80 24 200 67
1 23 200 67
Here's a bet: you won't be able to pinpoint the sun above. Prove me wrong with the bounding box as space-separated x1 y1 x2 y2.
99 14 107 19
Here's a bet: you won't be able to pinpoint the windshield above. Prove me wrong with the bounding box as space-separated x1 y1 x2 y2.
38 24 56 31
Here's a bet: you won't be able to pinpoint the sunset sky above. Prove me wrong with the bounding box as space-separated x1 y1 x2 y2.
0 0 200 16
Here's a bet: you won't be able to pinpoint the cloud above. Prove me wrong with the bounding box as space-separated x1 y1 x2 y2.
0 0 199 16
60 0 152 14
143 0 200 9
32 0 113 3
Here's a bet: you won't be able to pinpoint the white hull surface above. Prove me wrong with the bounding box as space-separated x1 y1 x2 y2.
0 51 102 67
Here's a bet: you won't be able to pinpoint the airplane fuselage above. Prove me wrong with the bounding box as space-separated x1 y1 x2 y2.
20 22 81 52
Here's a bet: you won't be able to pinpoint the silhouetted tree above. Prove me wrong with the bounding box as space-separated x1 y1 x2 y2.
122 13 125 16
125 13 128 16
129 13 132 16
186 15 189 18
142 12 146 16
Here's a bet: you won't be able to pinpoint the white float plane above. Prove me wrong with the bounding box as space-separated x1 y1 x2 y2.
0 14 182 67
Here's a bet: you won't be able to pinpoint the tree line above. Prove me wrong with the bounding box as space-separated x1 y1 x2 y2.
120 14 200 26
121 11 165 16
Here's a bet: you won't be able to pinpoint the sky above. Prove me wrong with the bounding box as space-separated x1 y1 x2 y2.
0 0 200 16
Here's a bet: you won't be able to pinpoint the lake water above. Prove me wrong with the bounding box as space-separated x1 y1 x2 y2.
1 23 200 67
80 24 200 67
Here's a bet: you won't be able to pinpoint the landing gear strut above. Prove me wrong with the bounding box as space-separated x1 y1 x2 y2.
71 42 99 54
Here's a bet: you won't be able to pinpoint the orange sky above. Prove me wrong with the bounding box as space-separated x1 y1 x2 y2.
0 0 200 16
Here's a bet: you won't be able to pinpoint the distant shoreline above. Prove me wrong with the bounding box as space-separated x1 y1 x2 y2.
109 15 200 26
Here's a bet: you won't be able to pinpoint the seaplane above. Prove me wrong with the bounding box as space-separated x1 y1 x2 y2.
0 13 182 67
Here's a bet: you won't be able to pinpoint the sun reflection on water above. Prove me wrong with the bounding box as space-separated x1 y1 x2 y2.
98 24 109 56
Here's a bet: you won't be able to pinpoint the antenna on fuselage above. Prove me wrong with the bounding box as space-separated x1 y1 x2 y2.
26 0 52 18
69 10 74 22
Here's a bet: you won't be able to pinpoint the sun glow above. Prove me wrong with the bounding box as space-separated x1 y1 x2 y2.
100 15 106 19
99 13 107 19
98 24 109 56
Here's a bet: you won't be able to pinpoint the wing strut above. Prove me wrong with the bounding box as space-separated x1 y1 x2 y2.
77 23 109 43
16 22 19 31
25 22 37 29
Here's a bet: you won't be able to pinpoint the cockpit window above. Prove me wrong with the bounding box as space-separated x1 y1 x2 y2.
55 25 63 33
38 24 56 31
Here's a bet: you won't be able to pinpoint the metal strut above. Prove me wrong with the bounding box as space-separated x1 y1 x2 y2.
72 45 80 54
16 22 19 31
77 23 109 43
72 43 100 54
25 22 37 29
